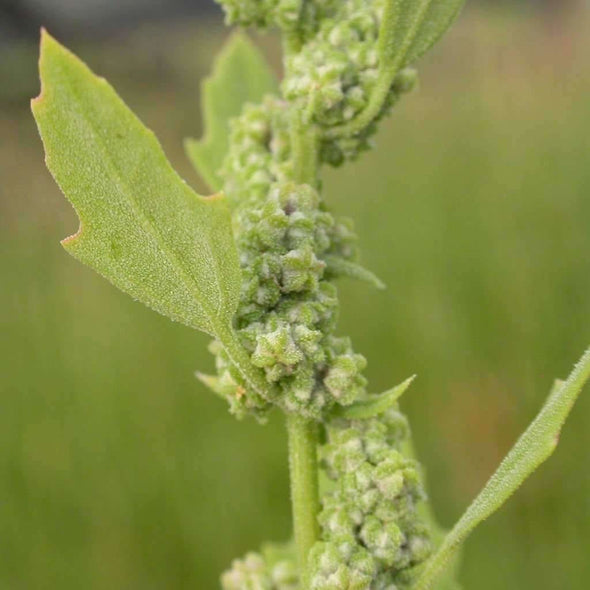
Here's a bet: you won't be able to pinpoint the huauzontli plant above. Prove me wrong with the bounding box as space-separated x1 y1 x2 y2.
32 1 590 588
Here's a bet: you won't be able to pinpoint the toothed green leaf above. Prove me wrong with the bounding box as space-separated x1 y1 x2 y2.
33 31 276 402
32 31 241 338
185 32 278 191
414 347 590 590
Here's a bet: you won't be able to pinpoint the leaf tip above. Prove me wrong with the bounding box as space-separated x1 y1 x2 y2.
195 371 212 386
406 374 418 386
31 28 50 110
39 27 62 59
222 29 258 63
32 29 71 111
39 26 50 43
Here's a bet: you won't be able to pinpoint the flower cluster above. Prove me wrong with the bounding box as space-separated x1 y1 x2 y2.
216 0 340 39
217 0 417 168
220 97 292 205
282 0 417 165
283 1 383 128
310 407 433 588
222 548 298 590
212 182 368 419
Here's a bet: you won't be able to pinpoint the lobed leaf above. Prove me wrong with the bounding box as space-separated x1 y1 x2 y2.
185 32 278 191
381 0 466 68
413 346 590 590
32 31 242 339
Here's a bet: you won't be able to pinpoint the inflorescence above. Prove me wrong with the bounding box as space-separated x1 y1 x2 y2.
208 1 432 588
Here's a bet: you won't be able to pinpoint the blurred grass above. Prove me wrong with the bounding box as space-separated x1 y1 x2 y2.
2 7 590 589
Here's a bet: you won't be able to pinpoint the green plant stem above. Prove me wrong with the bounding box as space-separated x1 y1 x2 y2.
286 110 321 589
287 413 320 589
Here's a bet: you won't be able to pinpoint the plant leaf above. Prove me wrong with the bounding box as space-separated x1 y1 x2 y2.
185 32 278 191
413 346 590 590
323 256 386 290
32 30 241 339
381 0 466 68
330 376 415 420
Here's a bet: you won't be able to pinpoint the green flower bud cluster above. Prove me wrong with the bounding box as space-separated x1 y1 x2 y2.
216 0 340 40
212 182 368 419
283 1 383 127
310 408 433 589
221 550 299 590
282 0 417 166
220 96 292 205
320 68 416 168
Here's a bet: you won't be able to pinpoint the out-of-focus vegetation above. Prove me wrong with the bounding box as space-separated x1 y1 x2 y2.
2 6 590 589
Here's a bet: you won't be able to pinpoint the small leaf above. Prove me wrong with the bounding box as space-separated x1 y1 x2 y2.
32 31 273 400
330 376 415 420
323 256 386 290
185 32 278 191
380 0 466 68
196 373 229 399
413 346 590 590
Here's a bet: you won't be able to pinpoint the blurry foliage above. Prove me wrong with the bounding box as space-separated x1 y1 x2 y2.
2 8 590 589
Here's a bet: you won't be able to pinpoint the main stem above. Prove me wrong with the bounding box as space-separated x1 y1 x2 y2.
287 414 320 589
287 113 321 589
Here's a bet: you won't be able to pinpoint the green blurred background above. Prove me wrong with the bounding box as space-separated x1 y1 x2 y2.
2 1 590 588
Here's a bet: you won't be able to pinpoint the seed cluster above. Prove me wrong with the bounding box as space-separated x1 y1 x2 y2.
283 1 384 128
310 408 432 589
212 181 368 420
220 97 292 206
282 0 416 166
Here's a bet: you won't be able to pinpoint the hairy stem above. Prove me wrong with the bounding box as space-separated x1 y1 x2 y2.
286 111 321 588
287 414 320 589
